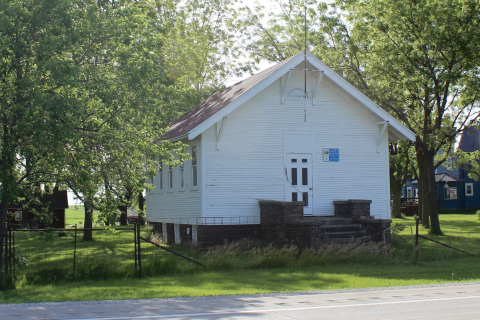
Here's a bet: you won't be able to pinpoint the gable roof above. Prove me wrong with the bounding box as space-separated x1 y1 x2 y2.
458 127 480 152
166 51 416 142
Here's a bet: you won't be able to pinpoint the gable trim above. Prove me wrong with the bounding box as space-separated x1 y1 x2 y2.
185 52 415 142
187 53 306 140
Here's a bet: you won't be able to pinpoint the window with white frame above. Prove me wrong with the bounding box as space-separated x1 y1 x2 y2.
169 165 173 190
444 186 457 200
179 160 185 189
191 146 198 187
466 183 473 196
158 161 163 191
414 189 418 198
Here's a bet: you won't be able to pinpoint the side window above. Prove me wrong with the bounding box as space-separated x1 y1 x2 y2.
179 160 185 189
465 183 473 196
169 165 173 190
444 186 457 200
158 161 163 191
191 146 198 187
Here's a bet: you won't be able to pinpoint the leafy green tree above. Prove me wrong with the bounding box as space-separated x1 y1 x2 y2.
0 0 185 257
0 0 86 272
240 0 480 234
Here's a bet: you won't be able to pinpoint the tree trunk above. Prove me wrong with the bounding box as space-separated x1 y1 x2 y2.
416 140 442 235
416 144 430 228
83 197 94 241
426 154 442 235
119 206 128 225
391 185 403 218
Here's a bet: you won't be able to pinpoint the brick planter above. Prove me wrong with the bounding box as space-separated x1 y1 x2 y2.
258 200 304 244
333 199 372 219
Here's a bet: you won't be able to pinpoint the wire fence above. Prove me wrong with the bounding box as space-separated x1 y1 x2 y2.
3 215 480 289
3 224 147 286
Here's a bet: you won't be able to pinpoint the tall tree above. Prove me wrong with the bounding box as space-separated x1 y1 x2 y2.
240 0 480 234
0 0 86 273
0 0 183 259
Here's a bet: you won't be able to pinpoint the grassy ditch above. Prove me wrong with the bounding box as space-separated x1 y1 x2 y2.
1 258 478 304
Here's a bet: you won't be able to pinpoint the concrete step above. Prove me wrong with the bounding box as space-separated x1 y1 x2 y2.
321 237 368 245
322 230 366 239
303 216 353 225
322 224 363 233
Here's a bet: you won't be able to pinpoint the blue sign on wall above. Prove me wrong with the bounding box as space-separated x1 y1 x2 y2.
323 148 340 162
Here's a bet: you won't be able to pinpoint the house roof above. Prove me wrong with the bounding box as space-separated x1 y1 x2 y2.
165 51 416 142
165 55 297 140
458 127 480 152
411 172 459 185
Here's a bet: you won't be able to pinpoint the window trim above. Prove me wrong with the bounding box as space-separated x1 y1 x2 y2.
191 146 198 189
158 161 163 192
465 183 473 196
444 187 457 200
179 160 185 190
168 165 174 191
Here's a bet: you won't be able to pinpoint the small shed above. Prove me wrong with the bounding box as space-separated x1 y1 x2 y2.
146 51 415 246
7 190 69 229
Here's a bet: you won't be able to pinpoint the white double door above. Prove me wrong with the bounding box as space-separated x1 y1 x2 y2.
285 153 313 215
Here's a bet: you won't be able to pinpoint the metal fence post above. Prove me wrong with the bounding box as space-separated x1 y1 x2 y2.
74 225 77 273
137 223 141 278
134 222 137 274
12 231 15 282
8 225 12 277
415 218 419 247
413 217 419 264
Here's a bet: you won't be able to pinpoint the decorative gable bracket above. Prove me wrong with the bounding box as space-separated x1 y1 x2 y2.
376 121 388 153
311 71 324 105
280 70 292 104
216 115 227 150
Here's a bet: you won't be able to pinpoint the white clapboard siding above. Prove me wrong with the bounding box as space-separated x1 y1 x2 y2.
146 136 202 222
202 63 390 220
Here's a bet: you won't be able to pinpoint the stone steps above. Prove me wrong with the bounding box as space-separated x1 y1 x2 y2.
322 237 369 245
303 216 367 243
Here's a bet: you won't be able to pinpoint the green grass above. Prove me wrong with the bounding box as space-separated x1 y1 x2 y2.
1 213 479 304
64 205 103 227
1 258 478 304
392 214 480 260
64 206 86 226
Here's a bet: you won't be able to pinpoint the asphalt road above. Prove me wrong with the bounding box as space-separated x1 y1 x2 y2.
2 282 480 320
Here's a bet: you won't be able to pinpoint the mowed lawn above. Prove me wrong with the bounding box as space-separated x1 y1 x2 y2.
1 213 479 304
64 206 88 226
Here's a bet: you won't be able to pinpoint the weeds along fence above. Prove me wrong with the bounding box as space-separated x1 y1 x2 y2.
4 215 480 288
3 223 155 286
410 218 480 262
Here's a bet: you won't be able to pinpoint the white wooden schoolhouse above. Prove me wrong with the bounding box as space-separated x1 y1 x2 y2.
146 51 415 246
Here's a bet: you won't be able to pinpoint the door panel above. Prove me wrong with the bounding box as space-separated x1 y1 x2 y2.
285 154 313 214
